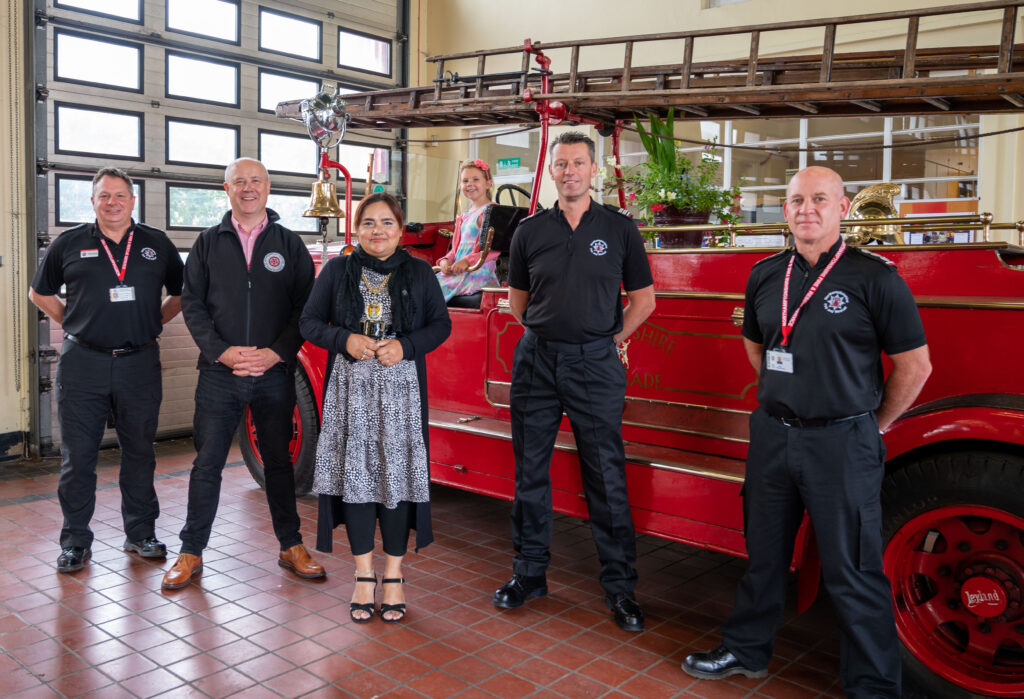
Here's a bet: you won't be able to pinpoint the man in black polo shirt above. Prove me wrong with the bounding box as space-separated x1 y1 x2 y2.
492 131 656 631
29 167 183 573
682 167 932 697
162 157 323 590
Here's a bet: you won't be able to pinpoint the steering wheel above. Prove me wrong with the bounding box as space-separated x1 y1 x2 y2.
495 183 543 210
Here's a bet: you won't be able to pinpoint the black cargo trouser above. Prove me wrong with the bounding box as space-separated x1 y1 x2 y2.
509 329 638 596
56 340 162 549
722 407 900 699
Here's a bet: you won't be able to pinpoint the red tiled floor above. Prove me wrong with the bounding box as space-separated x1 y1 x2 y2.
0 438 849 697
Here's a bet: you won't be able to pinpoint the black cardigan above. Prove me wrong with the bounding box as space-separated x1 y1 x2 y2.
299 252 452 552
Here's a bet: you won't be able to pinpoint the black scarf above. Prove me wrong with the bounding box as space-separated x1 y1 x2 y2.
338 246 417 336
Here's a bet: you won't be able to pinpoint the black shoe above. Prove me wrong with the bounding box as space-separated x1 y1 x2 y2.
123 536 167 558
605 592 645 632
492 574 547 609
56 547 91 573
681 645 768 680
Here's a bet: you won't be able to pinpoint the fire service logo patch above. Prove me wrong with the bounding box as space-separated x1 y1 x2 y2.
589 239 608 256
823 290 849 314
263 252 286 272
141 247 157 261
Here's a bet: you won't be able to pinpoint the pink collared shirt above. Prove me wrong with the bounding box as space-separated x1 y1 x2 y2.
231 214 269 267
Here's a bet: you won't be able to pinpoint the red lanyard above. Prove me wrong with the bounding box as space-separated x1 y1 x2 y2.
100 230 134 284
780 241 845 347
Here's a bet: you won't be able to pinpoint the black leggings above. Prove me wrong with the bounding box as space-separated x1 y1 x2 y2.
344 502 412 557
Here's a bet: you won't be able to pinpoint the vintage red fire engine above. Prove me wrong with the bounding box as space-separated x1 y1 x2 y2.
245 5 1024 697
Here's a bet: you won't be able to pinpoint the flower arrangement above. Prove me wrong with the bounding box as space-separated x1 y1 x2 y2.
603 108 743 234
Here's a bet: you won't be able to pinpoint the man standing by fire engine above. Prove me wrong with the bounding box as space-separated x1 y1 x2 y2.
494 131 656 631
162 157 323 589
682 166 931 697
29 167 182 573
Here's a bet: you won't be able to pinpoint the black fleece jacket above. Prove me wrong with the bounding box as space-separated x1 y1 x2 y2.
182 209 314 370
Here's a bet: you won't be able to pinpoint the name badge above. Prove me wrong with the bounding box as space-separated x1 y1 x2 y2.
80 249 99 258
766 348 794 373
109 286 136 303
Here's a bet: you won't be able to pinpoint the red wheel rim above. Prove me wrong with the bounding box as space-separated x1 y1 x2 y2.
244 406 303 466
884 505 1024 697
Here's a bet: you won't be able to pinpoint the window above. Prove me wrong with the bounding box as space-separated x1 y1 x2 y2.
55 0 141 22
267 192 319 233
259 130 318 176
258 70 321 114
338 29 391 77
56 175 142 226
166 118 239 167
335 142 390 183
166 51 240 107
166 0 240 44
167 184 229 229
55 104 143 159
258 8 321 62
54 31 142 92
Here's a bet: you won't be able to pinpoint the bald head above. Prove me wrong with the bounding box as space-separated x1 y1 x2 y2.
223 158 271 226
783 166 850 254
225 157 268 184
787 166 844 200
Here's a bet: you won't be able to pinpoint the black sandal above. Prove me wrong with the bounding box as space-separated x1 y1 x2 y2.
379 577 406 623
350 573 376 624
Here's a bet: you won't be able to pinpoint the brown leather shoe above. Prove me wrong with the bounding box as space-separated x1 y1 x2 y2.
278 544 326 579
161 553 202 590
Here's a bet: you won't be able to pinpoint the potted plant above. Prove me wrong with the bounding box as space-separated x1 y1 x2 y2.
604 108 742 247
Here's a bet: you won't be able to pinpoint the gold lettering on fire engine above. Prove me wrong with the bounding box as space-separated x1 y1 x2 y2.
633 325 676 356
628 373 663 390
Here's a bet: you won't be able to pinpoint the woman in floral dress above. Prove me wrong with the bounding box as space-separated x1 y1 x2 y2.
436 159 501 301
300 193 451 623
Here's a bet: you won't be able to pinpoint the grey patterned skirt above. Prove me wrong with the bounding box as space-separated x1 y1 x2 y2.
312 354 430 508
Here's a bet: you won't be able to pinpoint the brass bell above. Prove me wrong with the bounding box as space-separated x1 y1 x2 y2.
302 169 344 218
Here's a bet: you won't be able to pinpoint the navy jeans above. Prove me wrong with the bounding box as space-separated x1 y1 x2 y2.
56 340 162 549
179 366 302 555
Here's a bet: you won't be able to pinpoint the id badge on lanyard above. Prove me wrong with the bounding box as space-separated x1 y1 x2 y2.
767 242 846 374
765 348 793 373
101 231 136 303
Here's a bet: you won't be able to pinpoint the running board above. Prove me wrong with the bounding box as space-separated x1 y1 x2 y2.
429 408 746 484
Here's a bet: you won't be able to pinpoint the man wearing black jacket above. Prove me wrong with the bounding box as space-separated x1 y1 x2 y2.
162 157 324 589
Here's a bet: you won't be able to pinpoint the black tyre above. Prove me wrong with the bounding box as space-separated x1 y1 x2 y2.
238 367 320 496
881 451 1024 699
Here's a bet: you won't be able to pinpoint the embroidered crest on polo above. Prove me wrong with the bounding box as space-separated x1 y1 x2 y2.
263 252 286 272
824 290 849 314
589 239 609 256
140 247 157 261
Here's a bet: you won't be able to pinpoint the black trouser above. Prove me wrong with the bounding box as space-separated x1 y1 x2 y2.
509 330 637 596
179 367 302 556
722 408 900 699
56 340 162 549
344 502 412 557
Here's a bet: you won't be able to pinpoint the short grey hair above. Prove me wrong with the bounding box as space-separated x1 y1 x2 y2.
92 167 134 194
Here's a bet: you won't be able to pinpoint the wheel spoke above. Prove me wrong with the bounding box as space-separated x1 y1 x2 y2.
906 548 945 579
964 627 1007 666
934 515 983 547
